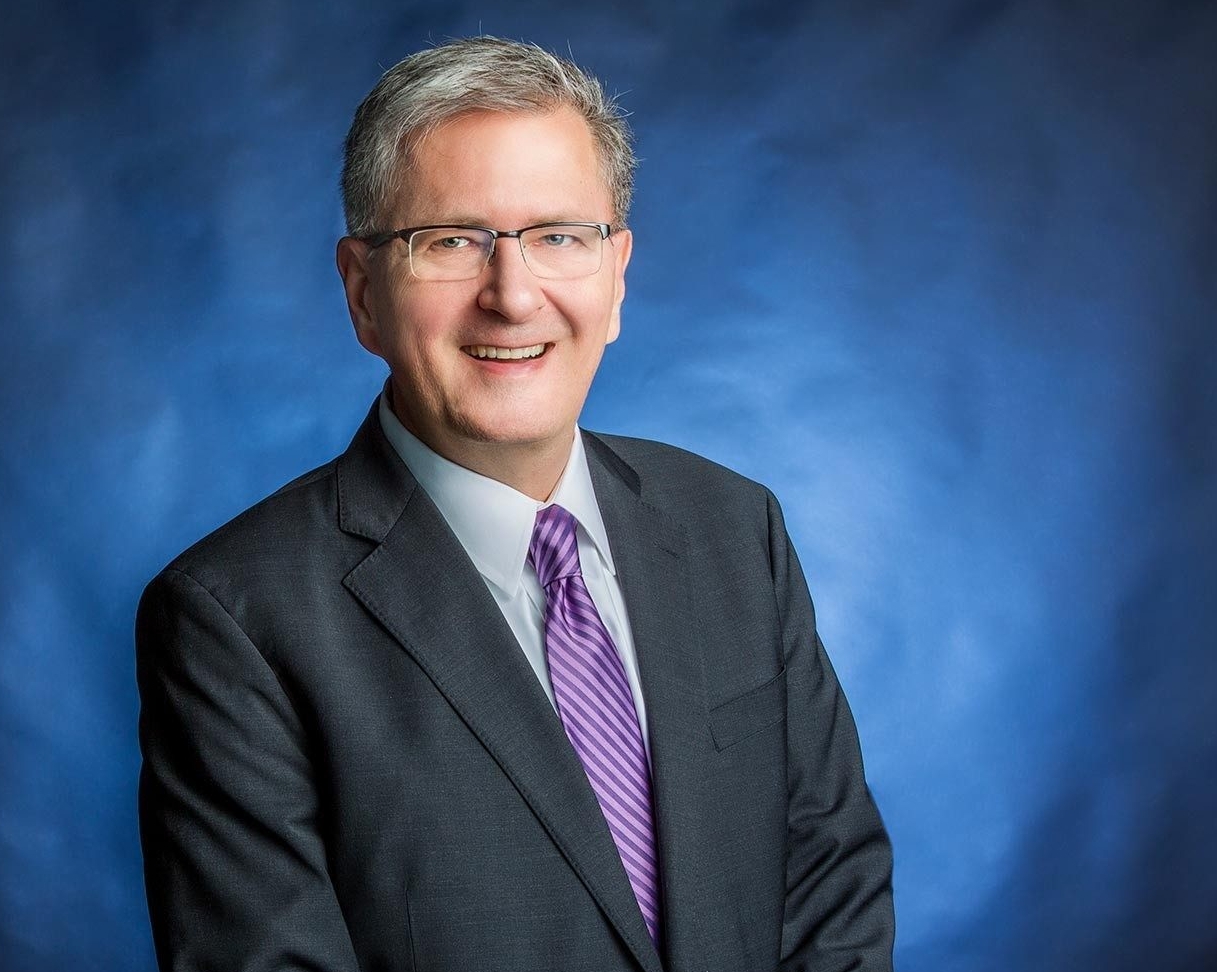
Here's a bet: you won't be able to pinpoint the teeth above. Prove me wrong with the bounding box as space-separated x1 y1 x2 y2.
464 344 546 360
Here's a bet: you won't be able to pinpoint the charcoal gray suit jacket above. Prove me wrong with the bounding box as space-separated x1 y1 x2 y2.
136 402 894 972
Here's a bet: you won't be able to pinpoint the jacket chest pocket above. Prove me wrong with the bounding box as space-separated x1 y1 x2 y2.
708 666 787 751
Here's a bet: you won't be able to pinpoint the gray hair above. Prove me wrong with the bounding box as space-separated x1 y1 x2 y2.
341 36 636 237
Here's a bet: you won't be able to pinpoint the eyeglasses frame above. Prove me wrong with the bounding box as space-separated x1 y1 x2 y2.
358 221 615 280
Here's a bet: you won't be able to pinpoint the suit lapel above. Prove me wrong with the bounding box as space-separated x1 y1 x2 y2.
585 433 713 972
335 410 663 972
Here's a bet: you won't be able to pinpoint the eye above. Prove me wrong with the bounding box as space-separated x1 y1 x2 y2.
528 226 599 250
412 229 493 257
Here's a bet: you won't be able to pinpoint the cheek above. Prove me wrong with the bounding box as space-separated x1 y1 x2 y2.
560 285 620 343
381 295 439 359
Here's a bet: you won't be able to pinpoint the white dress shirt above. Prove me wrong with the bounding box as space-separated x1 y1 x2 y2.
377 395 650 755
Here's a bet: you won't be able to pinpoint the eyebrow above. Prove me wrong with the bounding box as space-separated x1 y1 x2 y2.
417 215 589 228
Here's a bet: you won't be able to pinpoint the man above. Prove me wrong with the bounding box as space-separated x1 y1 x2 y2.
137 36 894 972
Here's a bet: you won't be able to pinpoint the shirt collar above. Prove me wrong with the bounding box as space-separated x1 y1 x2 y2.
377 392 616 597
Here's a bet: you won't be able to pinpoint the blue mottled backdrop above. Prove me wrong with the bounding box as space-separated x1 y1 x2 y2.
2 1 1215 970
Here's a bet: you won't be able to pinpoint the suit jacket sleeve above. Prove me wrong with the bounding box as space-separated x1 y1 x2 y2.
136 566 360 972
766 491 895 971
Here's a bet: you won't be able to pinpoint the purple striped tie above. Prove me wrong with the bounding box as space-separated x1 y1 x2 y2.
529 504 662 947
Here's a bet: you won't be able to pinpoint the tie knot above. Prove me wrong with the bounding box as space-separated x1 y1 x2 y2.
529 504 582 588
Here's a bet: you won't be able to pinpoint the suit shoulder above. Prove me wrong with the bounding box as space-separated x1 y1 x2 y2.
585 431 774 509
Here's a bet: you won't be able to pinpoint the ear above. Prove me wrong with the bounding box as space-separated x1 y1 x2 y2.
336 236 383 357
605 228 632 345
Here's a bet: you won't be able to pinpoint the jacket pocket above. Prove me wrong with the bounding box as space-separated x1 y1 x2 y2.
708 666 787 752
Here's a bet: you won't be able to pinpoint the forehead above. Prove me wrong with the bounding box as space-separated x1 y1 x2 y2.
394 108 612 224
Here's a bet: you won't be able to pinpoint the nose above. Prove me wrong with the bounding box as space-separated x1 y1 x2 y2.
477 237 546 321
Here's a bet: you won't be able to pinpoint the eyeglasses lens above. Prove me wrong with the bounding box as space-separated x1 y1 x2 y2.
408 225 604 280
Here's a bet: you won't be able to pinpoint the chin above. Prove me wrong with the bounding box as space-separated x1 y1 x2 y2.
453 412 571 448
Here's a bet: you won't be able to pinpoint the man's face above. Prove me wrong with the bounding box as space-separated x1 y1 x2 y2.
339 107 632 471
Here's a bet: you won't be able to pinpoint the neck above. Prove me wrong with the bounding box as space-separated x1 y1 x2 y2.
439 435 573 502
390 398 573 502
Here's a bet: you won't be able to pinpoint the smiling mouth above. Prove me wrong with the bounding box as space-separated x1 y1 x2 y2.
461 343 548 360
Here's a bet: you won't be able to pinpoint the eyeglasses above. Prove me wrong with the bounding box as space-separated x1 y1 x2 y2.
360 222 614 281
